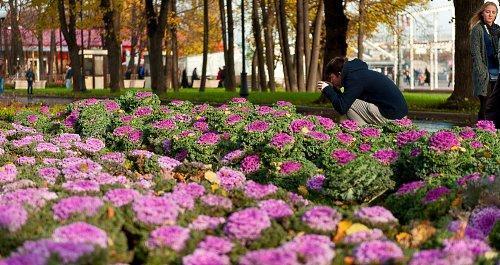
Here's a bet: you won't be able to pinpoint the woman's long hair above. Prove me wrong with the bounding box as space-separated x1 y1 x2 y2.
470 2 498 30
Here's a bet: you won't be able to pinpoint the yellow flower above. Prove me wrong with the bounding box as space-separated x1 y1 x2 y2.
211 183 219 192
345 223 369 235
333 220 352 243
396 232 411 248
410 221 436 247
204 171 220 185
301 127 310 134
298 185 308 196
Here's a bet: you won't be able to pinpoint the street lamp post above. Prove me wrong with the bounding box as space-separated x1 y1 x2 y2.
239 0 248 97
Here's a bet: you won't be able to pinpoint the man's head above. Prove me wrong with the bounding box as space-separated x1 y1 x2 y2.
325 57 347 88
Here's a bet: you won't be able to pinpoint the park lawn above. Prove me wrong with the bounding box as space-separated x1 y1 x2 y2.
3 87 465 113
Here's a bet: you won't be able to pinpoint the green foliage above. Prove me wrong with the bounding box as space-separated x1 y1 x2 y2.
76 103 112 139
117 90 161 113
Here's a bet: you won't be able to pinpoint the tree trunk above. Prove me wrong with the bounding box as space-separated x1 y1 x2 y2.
8 0 24 74
37 31 45 80
277 0 297 91
48 29 56 82
303 0 310 77
101 0 123 92
252 0 267 91
296 0 305 92
274 1 289 91
127 3 139 75
170 0 179 91
251 51 258 91
165 35 172 89
218 0 229 88
449 0 483 102
226 0 237 91
260 0 275 91
306 0 324 92
200 0 209 92
57 0 84 92
58 29 63 74
357 0 366 59
145 0 169 94
323 0 348 74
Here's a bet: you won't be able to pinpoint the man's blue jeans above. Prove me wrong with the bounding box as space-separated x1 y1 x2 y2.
0 78 4 94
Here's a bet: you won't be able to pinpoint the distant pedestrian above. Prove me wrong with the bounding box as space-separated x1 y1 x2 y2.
448 69 453 87
26 66 35 97
138 65 145 79
181 69 190 88
470 2 500 121
65 64 73 89
217 66 226 88
424 68 431 86
192 68 200 82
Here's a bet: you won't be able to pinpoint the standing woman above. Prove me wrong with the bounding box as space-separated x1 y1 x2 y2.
470 2 500 121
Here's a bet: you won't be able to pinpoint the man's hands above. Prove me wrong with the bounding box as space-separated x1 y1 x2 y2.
317 81 330 92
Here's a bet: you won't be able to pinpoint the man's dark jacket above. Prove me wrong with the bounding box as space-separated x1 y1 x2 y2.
322 59 408 119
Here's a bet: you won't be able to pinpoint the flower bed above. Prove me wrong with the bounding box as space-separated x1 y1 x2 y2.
0 91 498 264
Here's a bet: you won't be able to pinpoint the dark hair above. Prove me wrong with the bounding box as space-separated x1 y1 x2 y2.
325 57 347 77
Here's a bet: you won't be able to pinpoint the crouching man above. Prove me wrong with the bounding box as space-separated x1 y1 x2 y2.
318 57 408 125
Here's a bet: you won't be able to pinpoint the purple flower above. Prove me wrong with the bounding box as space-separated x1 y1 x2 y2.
243 180 278 199
36 142 60 153
443 238 491 257
164 191 195 210
104 188 140 207
360 127 381 138
240 155 261 174
152 119 177 130
343 229 386 244
423 186 450 204
36 167 59 184
246 120 270 132
258 199 293 219
331 149 356 165
240 248 298 265
270 133 294 149
283 234 335 265
12 239 95 264
100 152 126 164
134 106 153 117
257 105 274 115
198 236 233 254
226 114 242 125
1 188 57 209
225 208 271 240
394 117 413 127
16 156 36 165
468 206 500 236
302 206 341 232
197 132 220 145
183 249 230 265
157 156 182 171
340 119 359 131
470 140 483 149
221 149 244 165
290 119 315 133
307 174 325 191
132 196 179 225
174 182 205 198
317 117 335 130
396 130 426 146
0 204 28 232
200 194 233 210
193 121 210 132
372 149 399 165
130 149 153 158
277 100 293 107
354 206 398 226
52 222 108 248
136 91 154 99
359 142 372 152
0 164 17 184
62 180 100 193
307 131 331 141
52 196 103 220
459 127 476 139
429 131 460 151
146 225 190 251
103 100 120 111
410 147 422 157
74 138 105 153
279 161 302 175
217 167 246 190
335 132 355 145
476 120 496 132
354 240 404 265
189 215 226 231
231 97 248 103
396 181 425 196
456 172 482 187
409 249 461 265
